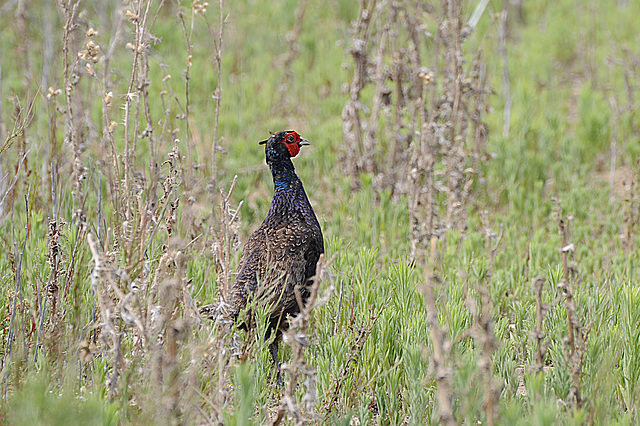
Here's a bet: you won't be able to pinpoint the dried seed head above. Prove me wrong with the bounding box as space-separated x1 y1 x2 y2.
47 87 61 99
418 69 434 85
125 9 138 21
193 0 209 14
87 41 99 55
79 40 101 63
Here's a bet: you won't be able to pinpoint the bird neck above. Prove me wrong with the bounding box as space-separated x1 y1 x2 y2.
269 158 299 192
266 159 319 228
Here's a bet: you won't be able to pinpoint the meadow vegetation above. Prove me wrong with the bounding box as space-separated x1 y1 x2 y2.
0 0 639 424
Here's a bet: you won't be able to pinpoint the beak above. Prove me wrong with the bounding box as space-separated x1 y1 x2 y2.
299 138 311 146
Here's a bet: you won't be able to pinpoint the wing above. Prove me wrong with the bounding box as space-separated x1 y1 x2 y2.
229 216 318 320
228 228 267 316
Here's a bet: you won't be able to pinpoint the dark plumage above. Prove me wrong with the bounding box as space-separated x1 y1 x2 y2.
230 130 324 377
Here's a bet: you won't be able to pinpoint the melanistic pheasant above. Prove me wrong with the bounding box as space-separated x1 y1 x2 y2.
229 131 324 377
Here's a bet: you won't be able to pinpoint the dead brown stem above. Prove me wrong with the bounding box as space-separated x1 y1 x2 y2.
276 0 308 110
552 199 585 408
532 276 547 371
123 0 152 220
273 253 337 425
554 200 575 354
423 271 455 425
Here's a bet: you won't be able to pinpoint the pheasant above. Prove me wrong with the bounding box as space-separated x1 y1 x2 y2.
227 130 324 378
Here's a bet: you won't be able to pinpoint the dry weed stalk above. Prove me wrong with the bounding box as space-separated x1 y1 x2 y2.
99 6 126 217
552 199 587 408
197 175 242 311
0 149 29 222
473 214 503 425
219 181 242 299
438 0 488 231
122 0 153 219
199 0 226 190
553 200 576 354
136 1 166 196
322 301 384 417
59 0 85 219
531 276 548 372
341 0 376 184
276 0 308 110
178 3 198 184
606 50 640 249
625 161 640 250
0 0 236 421
480 210 503 274
88 203 199 413
197 176 242 418
468 283 500 426
0 93 36 224
34 167 62 362
14 0 31 110
196 177 241 420
423 272 455 425
342 0 490 256
0 92 36 162
1 195 29 394
57 2 95 347
273 253 336 425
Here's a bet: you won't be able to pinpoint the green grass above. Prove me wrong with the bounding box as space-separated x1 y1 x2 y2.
1 0 640 424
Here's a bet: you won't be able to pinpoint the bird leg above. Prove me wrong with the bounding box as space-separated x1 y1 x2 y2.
269 340 283 385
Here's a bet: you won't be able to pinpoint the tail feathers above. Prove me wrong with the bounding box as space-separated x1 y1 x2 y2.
198 300 244 358
199 300 234 324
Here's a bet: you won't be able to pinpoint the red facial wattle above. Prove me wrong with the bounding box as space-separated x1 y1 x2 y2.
284 132 301 157
286 142 300 157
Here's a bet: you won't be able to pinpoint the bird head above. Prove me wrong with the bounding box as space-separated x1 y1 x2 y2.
259 130 310 163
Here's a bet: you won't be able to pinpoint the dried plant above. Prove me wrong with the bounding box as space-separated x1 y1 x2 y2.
469 283 500 426
342 0 491 257
203 0 226 191
2 0 235 420
531 276 548 372
341 0 375 184
422 271 455 425
276 0 308 111
606 50 640 250
1 195 29 395
200 176 242 314
323 298 386 417
625 161 640 250
553 199 587 408
475 215 503 425
59 0 86 221
273 253 336 425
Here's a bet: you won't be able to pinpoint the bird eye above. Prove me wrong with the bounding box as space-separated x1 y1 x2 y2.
287 135 294 143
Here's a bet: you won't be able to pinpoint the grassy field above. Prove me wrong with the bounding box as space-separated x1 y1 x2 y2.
0 0 639 424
